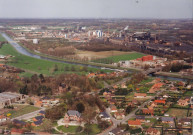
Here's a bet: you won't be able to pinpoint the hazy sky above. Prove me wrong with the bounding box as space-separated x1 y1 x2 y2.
0 0 192 19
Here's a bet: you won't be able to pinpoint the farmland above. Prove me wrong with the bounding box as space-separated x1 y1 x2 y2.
76 50 134 60
93 52 146 64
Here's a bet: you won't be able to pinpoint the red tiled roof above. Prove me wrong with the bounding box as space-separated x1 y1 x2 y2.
128 120 141 126
11 128 25 134
146 128 159 134
154 100 166 104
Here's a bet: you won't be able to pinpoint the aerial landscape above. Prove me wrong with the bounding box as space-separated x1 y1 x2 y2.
0 0 193 135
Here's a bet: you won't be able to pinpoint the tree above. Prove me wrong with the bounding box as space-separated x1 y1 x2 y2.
41 119 53 133
45 104 66 121
19 85 28 95
39 74 45 82
71 66 76 71
76 103 85 113
125 106 132 114
64 65 69 71
82 106 96 125
54 64 58 72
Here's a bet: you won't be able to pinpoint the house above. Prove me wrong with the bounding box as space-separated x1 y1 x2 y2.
31 120 43 127
33 116 44 122
149 83 164 93
178 118 191 127
177 99 189 106
142 109 154 115
134 93 147 98
114 112 125 120
145 128 161 135
12 119 27 127
87 73 96 78
0 115 7 123
39 110 46 116
99 112 110 121
136 115 145 122
64 110 82 122
41 97 59 107
154 100 166 105
121 83 127 89
35 101 43 107
109 128 125 135
128 120 141 127
11 128 25 135
161 117 174 124
109 105 118 113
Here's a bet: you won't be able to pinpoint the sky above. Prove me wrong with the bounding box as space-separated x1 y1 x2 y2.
0 0 192 19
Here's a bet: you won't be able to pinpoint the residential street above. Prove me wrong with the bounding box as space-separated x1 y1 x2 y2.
101 87 164 135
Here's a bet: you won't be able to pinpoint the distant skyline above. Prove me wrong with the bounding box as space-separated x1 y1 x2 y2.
0 0 192 19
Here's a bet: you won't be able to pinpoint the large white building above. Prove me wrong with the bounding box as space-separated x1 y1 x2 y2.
33 39 39 44
0 92 25 109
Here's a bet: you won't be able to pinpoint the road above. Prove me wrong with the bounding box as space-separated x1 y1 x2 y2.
11 107 45 120
101 88 164 135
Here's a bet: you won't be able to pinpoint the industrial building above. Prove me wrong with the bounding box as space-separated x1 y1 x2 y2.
0 92 25 109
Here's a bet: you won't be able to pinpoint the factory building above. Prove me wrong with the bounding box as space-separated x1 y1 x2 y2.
0 92 25 109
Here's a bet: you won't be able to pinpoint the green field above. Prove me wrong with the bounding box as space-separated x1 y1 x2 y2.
57 126 82 133
6 105 40 118
0 35 109 76
93 52 146 64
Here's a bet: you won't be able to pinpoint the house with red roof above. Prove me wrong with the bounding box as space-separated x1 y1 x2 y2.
110 105 118 113
114 112 125 120
177 99 189 106
145 128 161 135
11 128 25 135
128 120 141 127
154 100 166 105
142 109 154 115
149 83 164 93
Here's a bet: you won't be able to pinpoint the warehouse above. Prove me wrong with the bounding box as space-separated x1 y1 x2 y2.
0 92 25 109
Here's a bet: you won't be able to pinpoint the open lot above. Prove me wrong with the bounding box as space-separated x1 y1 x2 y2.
167 108 188 118
77 50 134 60
6 105 40 118
93 52 146 64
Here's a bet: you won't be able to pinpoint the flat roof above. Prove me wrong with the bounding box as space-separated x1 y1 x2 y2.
0 92 22 103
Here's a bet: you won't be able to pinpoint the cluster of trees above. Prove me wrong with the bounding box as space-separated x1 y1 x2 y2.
48 46 76 56
162 62 192 72
76 44 131 52
0 41 8 48
127 72 146 86
0 78 17 93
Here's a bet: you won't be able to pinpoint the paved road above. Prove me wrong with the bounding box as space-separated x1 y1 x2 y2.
12 107 45 120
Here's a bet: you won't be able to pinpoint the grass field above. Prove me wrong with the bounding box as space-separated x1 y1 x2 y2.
6 105 40 118
57 126 82 133
167 108 188 118
0 38 109 76
93 52 146 64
